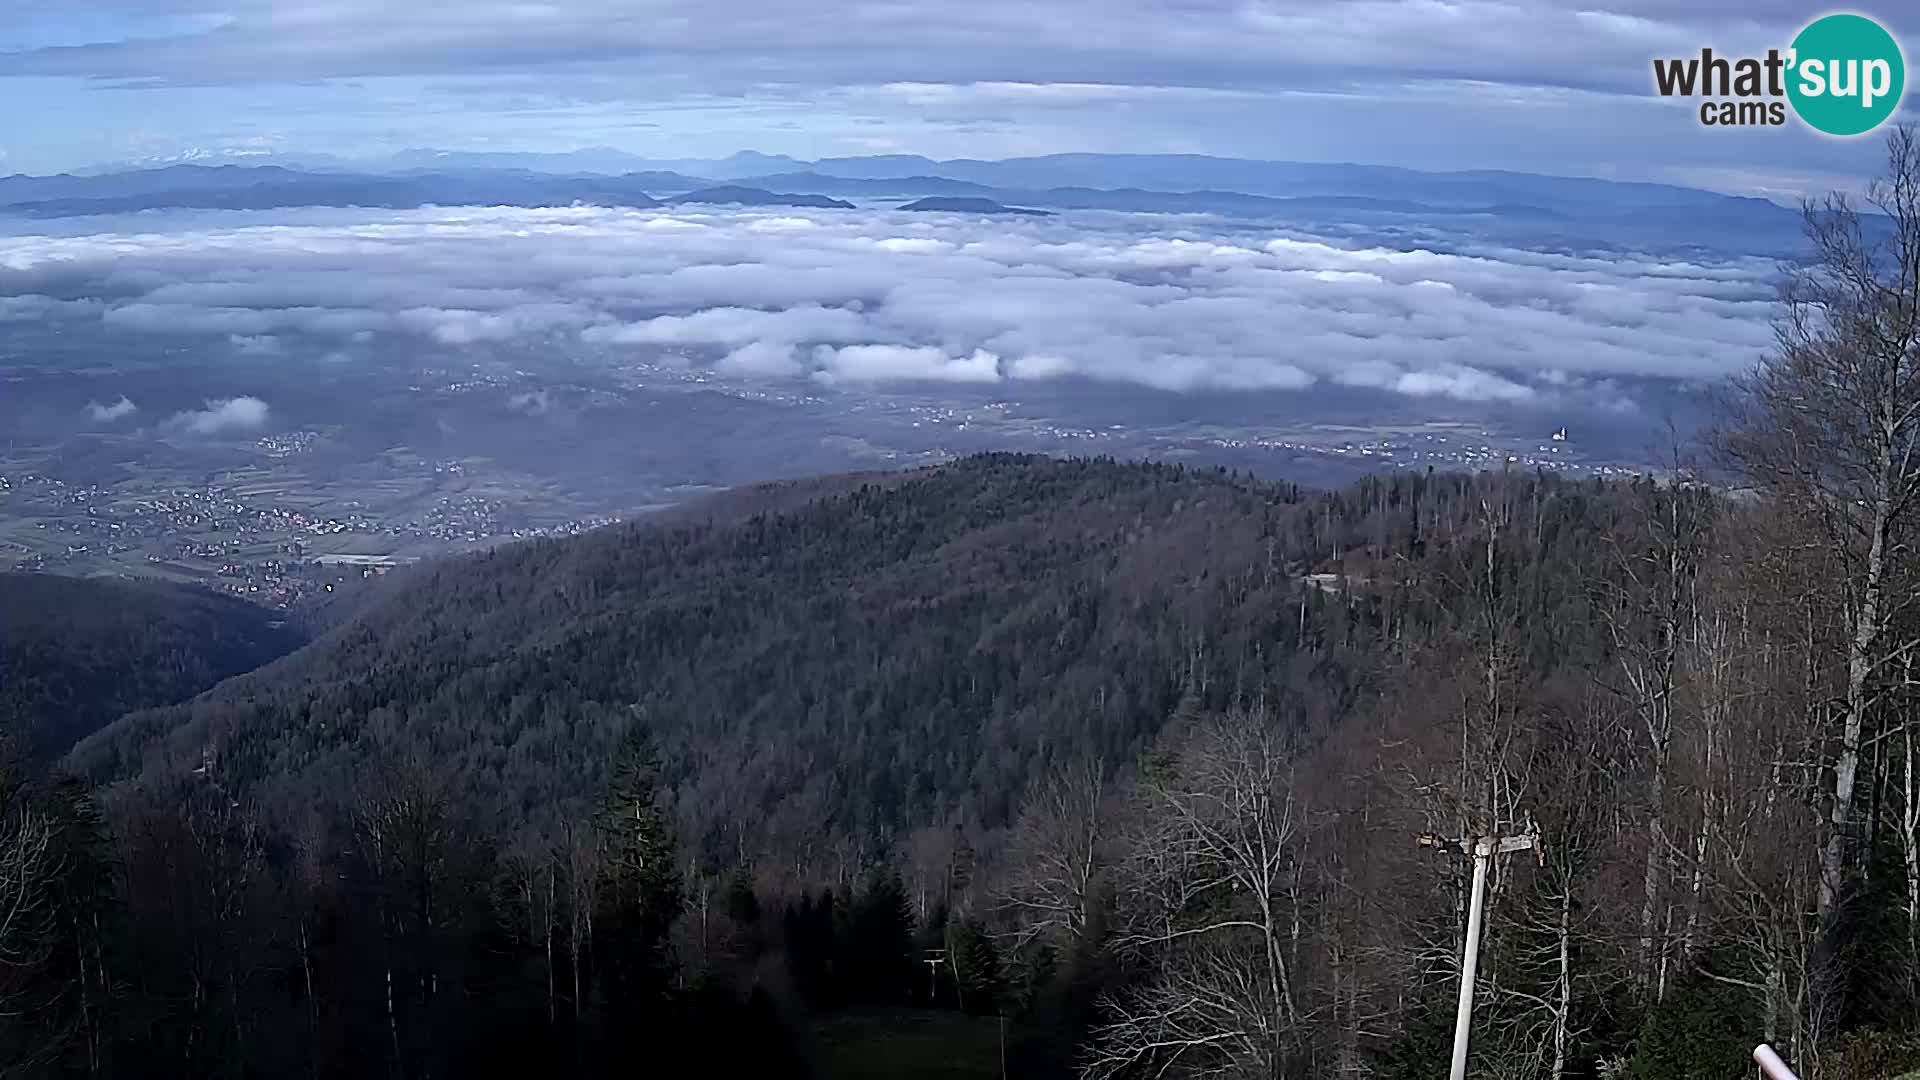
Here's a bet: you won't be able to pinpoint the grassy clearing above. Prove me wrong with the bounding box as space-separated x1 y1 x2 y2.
812 1008 1007 1080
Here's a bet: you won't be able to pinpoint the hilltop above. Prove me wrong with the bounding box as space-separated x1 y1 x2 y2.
899 196 1052 216
0 574 303 758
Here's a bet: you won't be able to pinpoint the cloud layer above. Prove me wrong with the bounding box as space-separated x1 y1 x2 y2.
0 1 1795 96
84 396 138 422
168 395 271 435
0 204 1777 405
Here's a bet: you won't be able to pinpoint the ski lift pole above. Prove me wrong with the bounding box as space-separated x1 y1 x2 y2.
1754 1044 1800 1080
1417 829 1540 1080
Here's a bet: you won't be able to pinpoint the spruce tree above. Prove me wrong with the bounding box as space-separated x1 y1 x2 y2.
591 722 682 1019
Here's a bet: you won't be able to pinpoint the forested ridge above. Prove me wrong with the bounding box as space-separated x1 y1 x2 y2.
11 130 1920 1079
26 451 1645 1077
0 574 303 759
74 456 1350 853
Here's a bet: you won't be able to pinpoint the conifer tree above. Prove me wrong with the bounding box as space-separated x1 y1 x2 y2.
591 721 682 1011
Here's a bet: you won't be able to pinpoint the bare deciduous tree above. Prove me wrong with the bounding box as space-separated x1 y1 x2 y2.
1719 126 1920 949
996 759 1110 950
0 805 59 1074
1092 710 1307 1078
1597 474 1710 999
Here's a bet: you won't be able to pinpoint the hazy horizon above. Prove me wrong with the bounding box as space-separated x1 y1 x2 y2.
4 2 1915 199
9 144 1817 205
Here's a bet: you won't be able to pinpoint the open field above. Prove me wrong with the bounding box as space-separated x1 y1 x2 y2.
813 1010 1007 1080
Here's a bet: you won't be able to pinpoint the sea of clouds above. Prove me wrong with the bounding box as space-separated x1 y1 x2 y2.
0 204 1779 408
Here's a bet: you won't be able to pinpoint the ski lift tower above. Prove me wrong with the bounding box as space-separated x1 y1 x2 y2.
1417 825 1543 1080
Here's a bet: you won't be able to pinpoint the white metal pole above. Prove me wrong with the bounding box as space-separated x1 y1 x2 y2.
1753 1044 1800 1080
1449 839 1493 1080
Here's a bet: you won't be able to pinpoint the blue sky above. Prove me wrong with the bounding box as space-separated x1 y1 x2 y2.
0 1 1913 196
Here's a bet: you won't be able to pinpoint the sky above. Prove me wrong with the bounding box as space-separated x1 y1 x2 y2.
0 1 1913 196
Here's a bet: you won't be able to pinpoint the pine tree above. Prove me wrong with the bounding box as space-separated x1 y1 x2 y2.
843 872 916 1005
951 919 1004 1016
591 721 682 1015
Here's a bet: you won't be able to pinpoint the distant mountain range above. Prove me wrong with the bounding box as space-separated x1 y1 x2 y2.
901 196 1052 216
88 146 807 179
670 186 854 209
0 169 667 216
86 147 1778 209
0 150 1806 248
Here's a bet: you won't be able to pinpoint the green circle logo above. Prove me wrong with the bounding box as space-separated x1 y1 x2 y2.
1787 13 1906 136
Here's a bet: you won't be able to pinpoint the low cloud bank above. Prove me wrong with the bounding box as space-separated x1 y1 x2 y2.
0 205 1779 405
84 397 138 422
168 396 271 435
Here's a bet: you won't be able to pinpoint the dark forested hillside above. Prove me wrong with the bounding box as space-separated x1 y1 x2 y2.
10 445 1920 1079
0 574 303 758
75 456 1353 857
53 453 1652 1079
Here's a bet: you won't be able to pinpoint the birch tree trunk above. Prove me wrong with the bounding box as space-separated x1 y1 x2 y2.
1718 125 1920 1008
